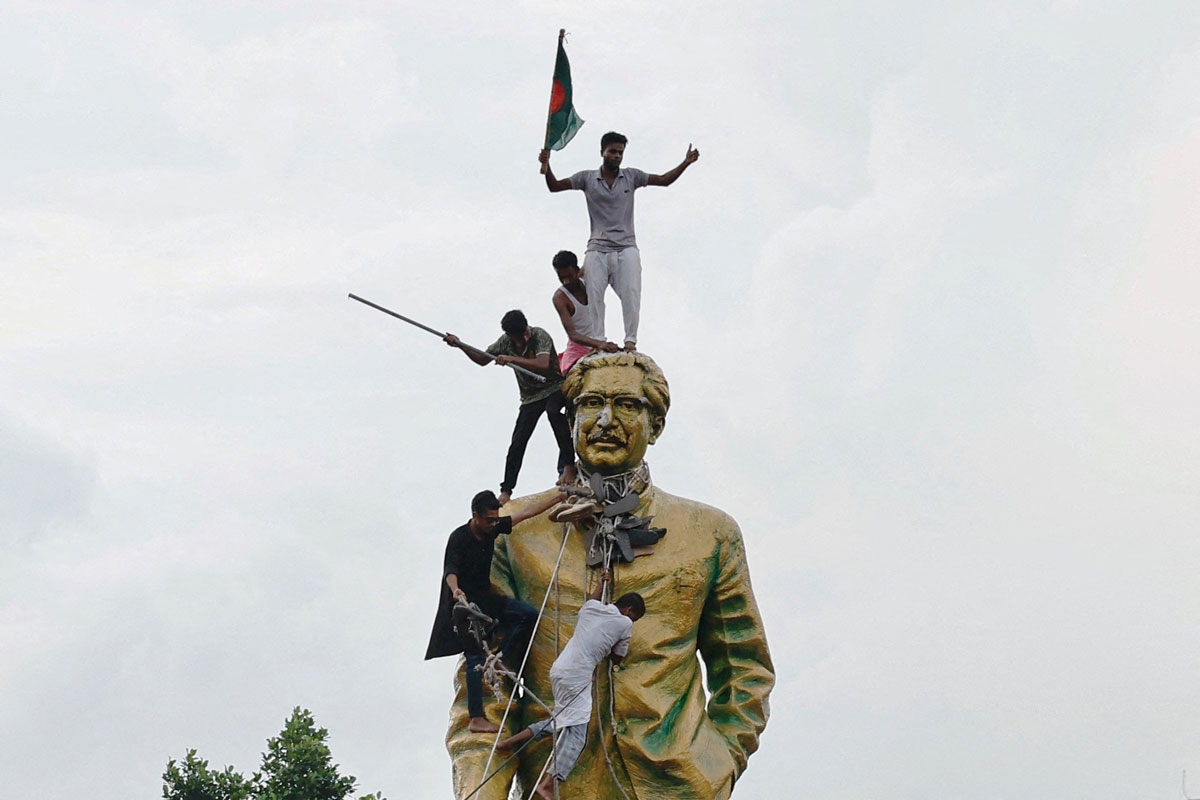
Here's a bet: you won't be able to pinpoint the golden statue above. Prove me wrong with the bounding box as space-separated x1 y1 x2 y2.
446 352 774 799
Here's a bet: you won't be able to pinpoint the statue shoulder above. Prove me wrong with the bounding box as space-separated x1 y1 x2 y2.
651 487 743 544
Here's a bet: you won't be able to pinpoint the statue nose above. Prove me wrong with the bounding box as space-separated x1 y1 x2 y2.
597 406 613 427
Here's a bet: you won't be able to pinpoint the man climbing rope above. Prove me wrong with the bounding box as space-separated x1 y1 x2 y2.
445 310 578 503
551 249 620 376
538 132 699 351
426 488 565 734
494 569 643 799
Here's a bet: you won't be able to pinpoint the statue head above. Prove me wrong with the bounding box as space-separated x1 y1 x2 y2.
562 352 670 475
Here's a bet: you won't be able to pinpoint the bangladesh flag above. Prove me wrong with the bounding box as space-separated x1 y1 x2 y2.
544 33 584 151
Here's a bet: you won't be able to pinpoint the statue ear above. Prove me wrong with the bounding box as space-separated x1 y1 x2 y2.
647 415 665 444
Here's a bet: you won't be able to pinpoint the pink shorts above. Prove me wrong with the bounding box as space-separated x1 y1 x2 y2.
559 341 592 375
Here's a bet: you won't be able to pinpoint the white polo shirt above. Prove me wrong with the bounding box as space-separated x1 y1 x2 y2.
549 599 633 727
569 168 651 253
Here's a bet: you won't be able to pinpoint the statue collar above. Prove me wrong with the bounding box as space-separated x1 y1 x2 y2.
580 462 652 503
566 463 665 565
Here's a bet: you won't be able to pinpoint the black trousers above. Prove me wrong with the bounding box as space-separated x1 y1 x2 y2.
501 389 574 494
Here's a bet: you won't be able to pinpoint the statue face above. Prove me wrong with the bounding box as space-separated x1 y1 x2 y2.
574 364 660 474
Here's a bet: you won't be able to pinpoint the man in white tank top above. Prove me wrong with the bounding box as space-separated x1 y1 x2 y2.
540 132 700 351
551 250 621 375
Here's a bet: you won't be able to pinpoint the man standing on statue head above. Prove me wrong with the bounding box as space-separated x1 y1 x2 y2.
539 132 700 351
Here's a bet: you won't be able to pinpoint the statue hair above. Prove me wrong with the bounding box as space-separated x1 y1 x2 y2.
562 351 670 423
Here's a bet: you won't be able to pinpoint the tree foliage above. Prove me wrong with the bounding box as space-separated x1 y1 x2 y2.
163 707 384 800
162 750 253 800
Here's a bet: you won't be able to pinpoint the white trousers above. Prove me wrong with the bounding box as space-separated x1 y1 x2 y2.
582 247 642 346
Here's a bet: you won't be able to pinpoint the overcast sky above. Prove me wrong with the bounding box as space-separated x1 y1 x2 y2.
3 1 1199 798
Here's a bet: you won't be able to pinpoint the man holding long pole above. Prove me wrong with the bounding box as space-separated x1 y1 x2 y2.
445 310 577 503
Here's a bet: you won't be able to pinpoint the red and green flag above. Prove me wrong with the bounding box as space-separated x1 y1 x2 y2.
544 30 584 151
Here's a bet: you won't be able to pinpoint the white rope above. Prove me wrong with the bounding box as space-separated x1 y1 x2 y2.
469 499 641 800
592 543 635 800
524 742 556 800
460 684 591 800
478 651 555 717
476 523 573 792
462 680 597 800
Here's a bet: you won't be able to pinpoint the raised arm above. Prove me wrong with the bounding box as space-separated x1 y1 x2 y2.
443 333 492 366
553 291 620 352
509 488 567 525
589 568 611 602
647 143 700 187
538 149 573 192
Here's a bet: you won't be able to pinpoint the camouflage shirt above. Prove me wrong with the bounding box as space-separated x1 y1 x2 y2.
486 326 563 404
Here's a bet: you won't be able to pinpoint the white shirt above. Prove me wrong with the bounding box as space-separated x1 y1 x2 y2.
555 284 602 339
569 168 650 252
549 599 633 727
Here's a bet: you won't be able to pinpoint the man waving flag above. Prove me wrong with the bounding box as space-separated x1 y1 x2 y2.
544 29 584 152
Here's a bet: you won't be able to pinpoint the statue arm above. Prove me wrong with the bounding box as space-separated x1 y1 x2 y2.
697 522 775 782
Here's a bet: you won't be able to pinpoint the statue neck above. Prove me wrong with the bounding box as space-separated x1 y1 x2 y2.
578 462 652 502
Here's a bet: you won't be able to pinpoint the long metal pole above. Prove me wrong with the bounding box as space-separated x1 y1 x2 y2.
348 293 547 383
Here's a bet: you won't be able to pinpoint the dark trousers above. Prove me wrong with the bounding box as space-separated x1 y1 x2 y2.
501 389 575 494
462 596 538 718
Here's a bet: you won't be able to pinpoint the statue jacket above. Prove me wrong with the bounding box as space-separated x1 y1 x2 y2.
446 482 774 799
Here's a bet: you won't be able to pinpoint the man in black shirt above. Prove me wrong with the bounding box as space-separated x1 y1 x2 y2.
426 488 565 733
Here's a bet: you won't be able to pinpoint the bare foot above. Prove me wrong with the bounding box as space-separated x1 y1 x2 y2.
468 717 499 734
534 778 556 799
623 341 636 352
498 490 512 505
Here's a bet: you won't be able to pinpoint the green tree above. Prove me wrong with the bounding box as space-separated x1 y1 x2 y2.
257 707 359 800
163 708 384 800
162 750 253 800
